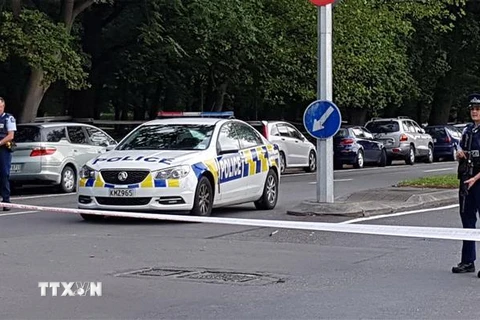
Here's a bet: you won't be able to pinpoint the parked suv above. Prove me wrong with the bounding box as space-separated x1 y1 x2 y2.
11 122 117 192
364 117 434 165
248 121 317 174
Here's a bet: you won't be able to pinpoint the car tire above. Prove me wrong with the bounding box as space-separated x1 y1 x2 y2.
449 147 457 161
378 149 387 167
305 151 316 172
353 150 364 169
424 145 434 163
279 152 286 175
334 160 343 170
59 166 76 193
405 146 415 165
80 214 104 222
386 157 393 166
254 169 278 210
191 176 213 216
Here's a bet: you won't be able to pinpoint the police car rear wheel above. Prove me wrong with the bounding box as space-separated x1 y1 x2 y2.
254 169 278 210
280 152 286 174
191 176 213 216
59 166 76 193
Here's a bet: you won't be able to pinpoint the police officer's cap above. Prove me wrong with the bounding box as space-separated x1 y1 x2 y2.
468 93 480 108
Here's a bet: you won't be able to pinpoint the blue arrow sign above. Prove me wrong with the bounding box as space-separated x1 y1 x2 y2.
303 100 342 139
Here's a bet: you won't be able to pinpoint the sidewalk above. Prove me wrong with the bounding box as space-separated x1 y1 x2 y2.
287 186 458 217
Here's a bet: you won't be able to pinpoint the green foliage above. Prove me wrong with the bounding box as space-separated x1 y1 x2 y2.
0 9 88 89
397 174 458 188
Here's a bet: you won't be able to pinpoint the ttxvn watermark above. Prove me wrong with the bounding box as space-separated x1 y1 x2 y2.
38 282 102 297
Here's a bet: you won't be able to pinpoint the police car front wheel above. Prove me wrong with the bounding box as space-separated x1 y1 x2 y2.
254 169 278 210
191 176 213 216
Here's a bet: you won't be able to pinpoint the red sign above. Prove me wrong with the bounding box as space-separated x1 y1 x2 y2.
309 0 335 6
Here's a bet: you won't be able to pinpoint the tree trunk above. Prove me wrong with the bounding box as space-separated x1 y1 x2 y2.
213 82 228 112
428 85 452 125
345 108 368 125
20 68 48 122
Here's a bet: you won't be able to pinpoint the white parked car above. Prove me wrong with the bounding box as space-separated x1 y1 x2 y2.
77 115 280 221
247 121 317 174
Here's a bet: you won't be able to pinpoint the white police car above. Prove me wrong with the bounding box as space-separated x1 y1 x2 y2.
77 112 280 220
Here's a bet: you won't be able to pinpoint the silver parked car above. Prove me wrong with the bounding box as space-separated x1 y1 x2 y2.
365 116 434 165
11 122 117 192
248 120 317 174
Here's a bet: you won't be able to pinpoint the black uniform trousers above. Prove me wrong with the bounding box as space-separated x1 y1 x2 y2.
0 146 12 203
460 180 480 263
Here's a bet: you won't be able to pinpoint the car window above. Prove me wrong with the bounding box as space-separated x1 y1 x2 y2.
365 121 399 133
270 125 280 136
67 126 88 144
217 122 240 152
361 127 374 139
117 124 214 150
446 127 462 139
15 126 41 142
234 122 263 149
277 124 291 137
352 128 365 138
85 126 116 147
43 126 67 142
335 128 349 138
286 124 303 140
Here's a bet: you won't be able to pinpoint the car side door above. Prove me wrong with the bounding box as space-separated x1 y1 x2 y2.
233 122 268 197
215 122 245 203
66 126 96 168
285 123 311 166
411 120 429 155
276 123 297 165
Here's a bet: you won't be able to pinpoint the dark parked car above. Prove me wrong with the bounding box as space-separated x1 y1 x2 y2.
424 125 462 161
333 126 387 169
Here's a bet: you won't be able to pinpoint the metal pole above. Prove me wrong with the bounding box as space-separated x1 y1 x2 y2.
316 4 333 203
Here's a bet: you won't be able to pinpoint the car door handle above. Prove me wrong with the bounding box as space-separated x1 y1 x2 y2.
281 138 286 141
73 149 78 153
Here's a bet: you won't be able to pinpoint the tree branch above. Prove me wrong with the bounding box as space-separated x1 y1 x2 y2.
72 0 95 22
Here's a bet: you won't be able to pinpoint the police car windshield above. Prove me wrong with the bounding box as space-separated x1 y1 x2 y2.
117 124 214 151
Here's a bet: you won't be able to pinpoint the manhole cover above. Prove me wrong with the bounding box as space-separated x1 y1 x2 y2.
116 267 192 278
115 267 285 286
178 271 259 283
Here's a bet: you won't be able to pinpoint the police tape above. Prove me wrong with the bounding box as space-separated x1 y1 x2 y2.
1 202 477 241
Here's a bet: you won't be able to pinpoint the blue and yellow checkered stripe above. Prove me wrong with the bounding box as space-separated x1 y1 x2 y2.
79 173 180 189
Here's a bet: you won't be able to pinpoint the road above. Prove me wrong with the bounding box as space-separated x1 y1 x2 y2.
1 161 472 320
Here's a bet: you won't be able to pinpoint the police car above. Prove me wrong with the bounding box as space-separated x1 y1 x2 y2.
77 112 280 220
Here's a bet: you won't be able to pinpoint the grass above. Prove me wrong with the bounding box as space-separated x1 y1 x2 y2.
397 174 459 189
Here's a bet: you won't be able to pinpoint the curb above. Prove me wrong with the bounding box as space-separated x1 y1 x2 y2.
286 188 458 218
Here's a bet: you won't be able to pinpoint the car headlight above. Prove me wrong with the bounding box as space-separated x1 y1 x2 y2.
80 165 96 179
155 165 190 180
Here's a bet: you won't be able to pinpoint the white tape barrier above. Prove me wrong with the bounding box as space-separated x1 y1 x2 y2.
0 202 475 241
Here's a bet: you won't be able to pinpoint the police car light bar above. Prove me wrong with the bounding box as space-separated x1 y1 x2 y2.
157 111 234 119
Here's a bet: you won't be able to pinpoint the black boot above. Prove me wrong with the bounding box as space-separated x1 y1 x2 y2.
452 262 475 273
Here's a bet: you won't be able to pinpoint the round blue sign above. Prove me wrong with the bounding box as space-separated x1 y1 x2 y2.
303 100 342 139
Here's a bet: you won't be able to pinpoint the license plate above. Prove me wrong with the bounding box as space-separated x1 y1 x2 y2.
109 189 135 197
10 164 21 173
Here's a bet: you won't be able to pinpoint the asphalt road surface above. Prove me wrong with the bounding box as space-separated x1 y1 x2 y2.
2 161 473 320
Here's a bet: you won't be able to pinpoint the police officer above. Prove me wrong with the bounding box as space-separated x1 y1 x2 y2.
452 93 480 275
0 97 16 211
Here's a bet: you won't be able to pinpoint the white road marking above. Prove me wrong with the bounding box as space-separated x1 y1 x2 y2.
283 163 456 177
423 168 454 173
341 204 459 224
0 210 38 217
309 179 353 184
12 193 76 200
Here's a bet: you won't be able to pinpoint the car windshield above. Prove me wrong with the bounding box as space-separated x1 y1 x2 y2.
365 121 399 133
117 124 214 151
334 128 349 138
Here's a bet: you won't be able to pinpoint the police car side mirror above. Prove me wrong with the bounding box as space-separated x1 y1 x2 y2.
105 145 116 152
